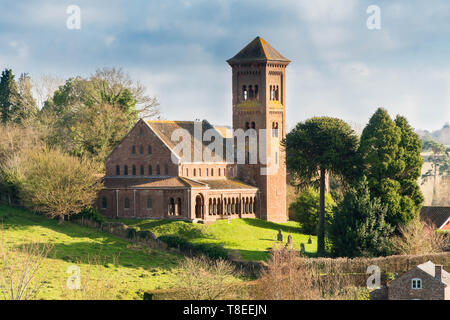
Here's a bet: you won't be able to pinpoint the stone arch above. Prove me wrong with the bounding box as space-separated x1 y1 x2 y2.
195 194 204 219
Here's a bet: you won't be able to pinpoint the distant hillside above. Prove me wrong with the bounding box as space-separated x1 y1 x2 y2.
416 123 450 145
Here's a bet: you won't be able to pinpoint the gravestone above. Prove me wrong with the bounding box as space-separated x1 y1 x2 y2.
300 243 305 255
277 229 283 242
308 235 312 244
286 234 293 248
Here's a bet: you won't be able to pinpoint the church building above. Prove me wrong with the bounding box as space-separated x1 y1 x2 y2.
96 37 290 223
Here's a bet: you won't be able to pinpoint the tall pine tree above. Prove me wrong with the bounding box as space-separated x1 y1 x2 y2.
0 69 19 124
359 108 423 229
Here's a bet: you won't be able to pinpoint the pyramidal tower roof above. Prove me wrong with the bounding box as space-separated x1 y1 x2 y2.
227 36 290 64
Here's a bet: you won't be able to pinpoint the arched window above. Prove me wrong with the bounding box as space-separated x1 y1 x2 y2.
206 168 209 177
254 85 259 99
124 165 128 176
148 145 152 155
251 122 256 129
193 168 197 176
211 168 214 176
209 199 212 215
177 198 182 215
147 197 152 209
185 168 189 176
132 146 136 155
148 165 153 176
275 85 279 101
156 164 161 175
140 165 144 175
199 169 202 177
242 85 248 101
245 122 250 130
270 85 274 100
253 197 257 213
248 85 254 99
169 198 175 215
164 164 169 176
218 168 221 176
101 197 107 209
132 165 136 176
124 197 130 209
116 165 120 176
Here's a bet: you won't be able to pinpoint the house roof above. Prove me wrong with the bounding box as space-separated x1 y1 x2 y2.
145 120 233 163
227 36 291 64
420 206 450 229
417 261 450 285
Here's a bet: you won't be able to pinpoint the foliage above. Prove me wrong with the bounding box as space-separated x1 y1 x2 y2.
391 218 449 255
284 117 360 256
39 68 159 168
329 177 394 258
289 187 336 235
0 70 37 124
359 108 423 228
158 235 229 260
253 247 320 300
19 147 102 223
0 236 53 300
175 256 238 300
77 207 105 224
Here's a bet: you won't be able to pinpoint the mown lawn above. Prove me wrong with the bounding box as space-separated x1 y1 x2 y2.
113 218 317 261
0 205 184 300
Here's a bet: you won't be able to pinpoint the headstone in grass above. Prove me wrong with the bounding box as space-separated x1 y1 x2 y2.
277 229 283 242
300 243 305 255
286 234 293 248
308 235 312 244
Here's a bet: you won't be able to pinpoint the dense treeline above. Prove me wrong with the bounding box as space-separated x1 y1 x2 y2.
285 108 448 258
0 67 160 223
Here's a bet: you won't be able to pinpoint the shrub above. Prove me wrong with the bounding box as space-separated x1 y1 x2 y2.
391 218 450 255
77 207 105 224
174 256 237 300
158 235 228 260
19 147 103 224
329 177 394 258
289 187 335 235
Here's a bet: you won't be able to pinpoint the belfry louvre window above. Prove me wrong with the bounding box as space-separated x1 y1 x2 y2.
411 278 422 290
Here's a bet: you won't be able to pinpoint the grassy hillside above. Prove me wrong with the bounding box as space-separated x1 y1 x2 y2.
0 205 183 300
113 218 317 261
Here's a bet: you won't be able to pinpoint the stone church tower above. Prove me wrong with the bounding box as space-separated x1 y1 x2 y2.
227 36 290 222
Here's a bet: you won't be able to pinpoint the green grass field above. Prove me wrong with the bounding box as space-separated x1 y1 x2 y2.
0 205 184 300
113 218 317 261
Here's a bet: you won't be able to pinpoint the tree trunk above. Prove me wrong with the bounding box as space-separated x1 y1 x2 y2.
58 215 65 225
317 167 326 257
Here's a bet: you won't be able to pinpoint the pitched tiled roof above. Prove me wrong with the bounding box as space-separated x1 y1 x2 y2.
417 261 450 285
420 206 450 229
227 36 290 64
145 120 232 163
103 177 197 189
196 179 258 190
